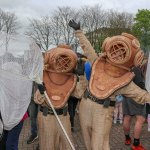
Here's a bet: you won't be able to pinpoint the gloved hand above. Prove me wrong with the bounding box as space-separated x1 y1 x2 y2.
69 19 80 30
37 83 46 94
34 90 46 105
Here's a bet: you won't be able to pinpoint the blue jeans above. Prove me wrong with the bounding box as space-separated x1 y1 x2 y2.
28 100 38 136
0 121 24 150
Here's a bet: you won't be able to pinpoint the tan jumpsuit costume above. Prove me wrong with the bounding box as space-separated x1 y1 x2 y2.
34 45 87 150
74 30 150 150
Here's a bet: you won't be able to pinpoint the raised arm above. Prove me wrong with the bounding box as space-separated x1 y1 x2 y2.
69 20 98 64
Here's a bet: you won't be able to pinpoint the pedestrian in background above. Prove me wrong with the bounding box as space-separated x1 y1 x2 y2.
27 82 39 144
113 95 123 124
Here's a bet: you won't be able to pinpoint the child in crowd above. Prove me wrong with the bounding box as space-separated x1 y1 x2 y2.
113 95 124 124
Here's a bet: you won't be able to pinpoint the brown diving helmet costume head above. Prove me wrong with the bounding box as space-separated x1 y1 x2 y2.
44 44 77 73
89 33 144 99
102 33 144 73
43 45 78 108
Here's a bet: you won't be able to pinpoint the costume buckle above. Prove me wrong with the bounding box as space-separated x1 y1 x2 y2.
103 99 110 108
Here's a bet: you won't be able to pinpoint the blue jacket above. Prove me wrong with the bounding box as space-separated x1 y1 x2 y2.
84 61 91 81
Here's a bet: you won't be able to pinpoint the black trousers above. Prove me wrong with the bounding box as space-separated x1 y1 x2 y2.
68 96 79 127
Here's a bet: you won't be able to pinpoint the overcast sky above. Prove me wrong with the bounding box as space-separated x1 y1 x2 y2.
0 0 150 55
0 0 150 33
1 0 150 21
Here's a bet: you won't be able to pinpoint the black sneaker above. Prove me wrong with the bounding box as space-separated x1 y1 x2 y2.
27 135 38 144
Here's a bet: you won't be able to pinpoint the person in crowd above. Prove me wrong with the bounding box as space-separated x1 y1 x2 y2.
27 43 44 146
122 66 146 150
27 82 38 144
34 44 87 150
69 19 150 150
68 96 79 132
68 53 91 132
113 95 123 124
141 59 150 131
0 113 28 150
0 56 33 150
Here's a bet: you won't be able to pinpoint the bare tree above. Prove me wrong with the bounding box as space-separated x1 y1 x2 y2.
26 16 52 51
0 9 5 31
25 5 134 54
79 5 107 52
4 12 19 51
49 15 62 46
3 12 19 35
106 10 134 35
51 6 79 46
0 9 19 34
26 6 79 51
0 9 19 52
77 6 133 53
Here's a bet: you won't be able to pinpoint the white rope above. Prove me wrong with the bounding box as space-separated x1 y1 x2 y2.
44 91 75 150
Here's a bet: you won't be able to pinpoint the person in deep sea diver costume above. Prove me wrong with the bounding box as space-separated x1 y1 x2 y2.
34 45 87 150
69 20 150 150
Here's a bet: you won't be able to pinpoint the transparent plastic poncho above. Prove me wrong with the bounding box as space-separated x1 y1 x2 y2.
0 32 43 130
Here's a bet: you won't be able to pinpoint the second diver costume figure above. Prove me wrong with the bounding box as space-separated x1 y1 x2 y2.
69 20 150 150
34 45 87 150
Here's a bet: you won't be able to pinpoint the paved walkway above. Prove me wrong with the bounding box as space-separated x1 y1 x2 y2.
19 115 150 150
